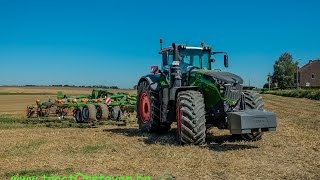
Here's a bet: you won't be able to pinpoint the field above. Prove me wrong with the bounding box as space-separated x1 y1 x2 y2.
0 87 319 179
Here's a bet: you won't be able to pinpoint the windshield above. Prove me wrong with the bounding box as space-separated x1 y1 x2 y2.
162 49 211 70
179 49 210 70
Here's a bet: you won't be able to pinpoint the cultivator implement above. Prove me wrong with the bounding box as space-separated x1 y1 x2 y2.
26 89 137 123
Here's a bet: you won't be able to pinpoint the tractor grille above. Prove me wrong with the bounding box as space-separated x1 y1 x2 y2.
223 83 243 101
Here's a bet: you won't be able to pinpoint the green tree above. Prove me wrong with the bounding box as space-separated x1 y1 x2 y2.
272 52 297 89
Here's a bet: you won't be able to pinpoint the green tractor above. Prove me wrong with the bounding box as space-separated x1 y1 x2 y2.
136 39 277 145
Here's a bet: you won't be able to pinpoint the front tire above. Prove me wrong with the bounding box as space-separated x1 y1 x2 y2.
176 90 206 145
235 91 264 141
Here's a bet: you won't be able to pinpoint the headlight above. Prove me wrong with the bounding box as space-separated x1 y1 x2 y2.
213 78 227 94
220 85 225 94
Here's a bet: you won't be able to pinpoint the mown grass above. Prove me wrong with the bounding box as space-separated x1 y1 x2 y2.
6 139 47 156
80 143 118 154
0 116 24 123
0 115 129 129
0 115 37 129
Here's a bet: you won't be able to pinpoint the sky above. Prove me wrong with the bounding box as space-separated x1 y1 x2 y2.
0 0 319 88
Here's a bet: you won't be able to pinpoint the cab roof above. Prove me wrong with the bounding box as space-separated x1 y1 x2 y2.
159 45 211 54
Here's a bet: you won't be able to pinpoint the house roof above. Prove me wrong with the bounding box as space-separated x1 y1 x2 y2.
299 60 320 70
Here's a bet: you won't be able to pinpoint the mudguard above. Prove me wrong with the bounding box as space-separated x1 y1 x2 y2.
137 74 161 91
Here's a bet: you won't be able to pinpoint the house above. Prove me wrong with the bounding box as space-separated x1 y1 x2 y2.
298 60 320 87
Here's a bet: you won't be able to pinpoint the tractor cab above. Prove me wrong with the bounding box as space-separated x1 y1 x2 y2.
158 40 229 87
160 46 212 72
159 40 229 77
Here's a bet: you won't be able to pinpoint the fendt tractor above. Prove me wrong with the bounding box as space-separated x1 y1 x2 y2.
136 39 277 145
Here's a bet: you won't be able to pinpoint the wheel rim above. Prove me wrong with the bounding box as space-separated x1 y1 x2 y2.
176 103 182 136
76 109 82 122
82 107 89 120
139 92 151 123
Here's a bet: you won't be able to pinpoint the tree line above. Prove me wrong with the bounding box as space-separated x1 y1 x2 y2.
264 52 298 89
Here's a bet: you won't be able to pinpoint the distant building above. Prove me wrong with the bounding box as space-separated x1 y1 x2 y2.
298 60 320 87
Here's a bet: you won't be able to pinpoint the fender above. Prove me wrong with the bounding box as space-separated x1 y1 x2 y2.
137 74 161 91
170 86 199 100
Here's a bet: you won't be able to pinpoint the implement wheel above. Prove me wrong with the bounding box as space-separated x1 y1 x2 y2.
82 104 97 122
96 104 109 120
74 107 83 123
110 106 122 121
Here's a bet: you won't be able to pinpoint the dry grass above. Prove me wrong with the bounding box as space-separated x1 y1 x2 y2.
0 94 319 179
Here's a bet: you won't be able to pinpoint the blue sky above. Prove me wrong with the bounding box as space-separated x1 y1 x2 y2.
0 0 319 88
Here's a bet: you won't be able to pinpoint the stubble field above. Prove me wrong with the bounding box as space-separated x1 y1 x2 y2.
0 87 319 179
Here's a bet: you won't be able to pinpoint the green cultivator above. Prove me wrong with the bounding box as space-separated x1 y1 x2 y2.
26 89 137 123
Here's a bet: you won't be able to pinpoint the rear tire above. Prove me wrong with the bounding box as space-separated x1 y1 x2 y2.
82 104 97 122
137 81 171 133
176 90 206 145
234 91 264 141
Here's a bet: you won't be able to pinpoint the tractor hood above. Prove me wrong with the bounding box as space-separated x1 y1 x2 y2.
197 70 243 84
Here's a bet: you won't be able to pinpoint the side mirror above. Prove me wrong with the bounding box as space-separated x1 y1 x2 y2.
224 54 229 68
162 53 168 66
151 66 159 74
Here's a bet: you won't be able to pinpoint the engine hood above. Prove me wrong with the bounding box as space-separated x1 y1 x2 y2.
196 70 243 84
